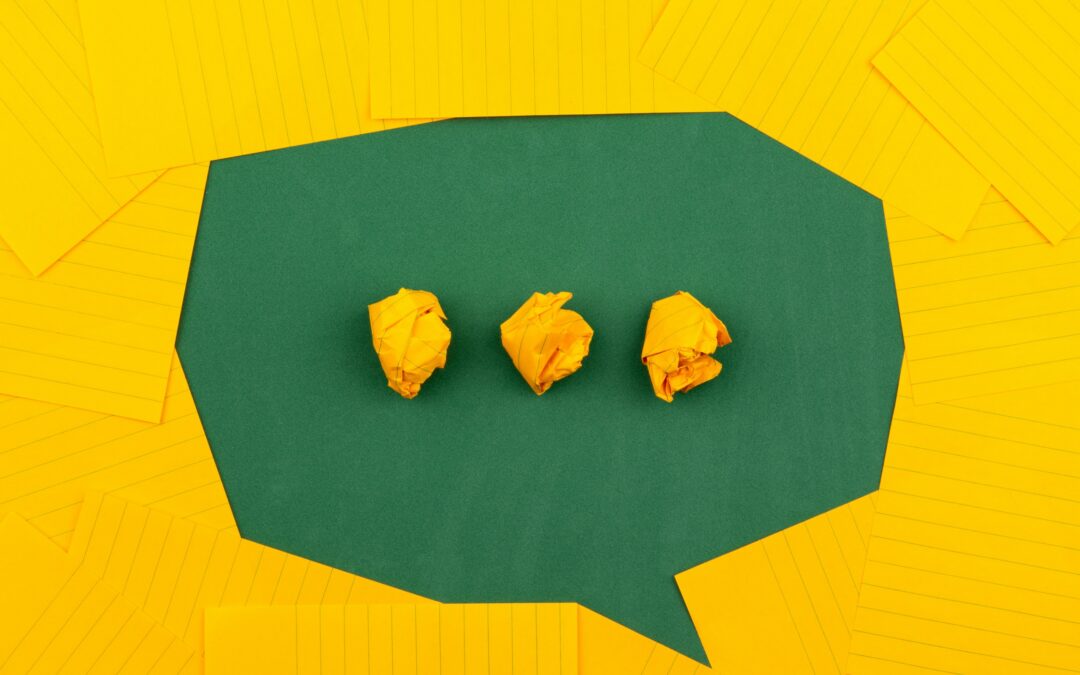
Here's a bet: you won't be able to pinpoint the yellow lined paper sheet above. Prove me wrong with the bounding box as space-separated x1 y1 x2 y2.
0 355 236 548
639 0 989 239
0 164 207 421
78 0 431 176
364 0 713 118
874 0 1080 244
848 377 1080 674
68 492 425 660
0 0 161 275
951 379 1080 430
888 189 1080 403
675 493 877 675
578 606 708 674
0 514 197 675
204 604 578 675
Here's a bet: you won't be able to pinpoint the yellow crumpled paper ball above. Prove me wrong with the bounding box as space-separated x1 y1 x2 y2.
368 288 451 399
500 291 594 395
641 291 731 402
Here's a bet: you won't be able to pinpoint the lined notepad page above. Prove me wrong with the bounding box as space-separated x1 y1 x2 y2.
888 189 1080 403
848 375 1080 674
0 355 236 548
0 164 207 421
68 492 425 659
639 0 988 239
0 514 197 675
78 0 431 176
0 0 161 275
205 604 578 675
675 493 876 675
951 379 1080 431
874 0 1080 244
578 607 708 674
364 0 713 118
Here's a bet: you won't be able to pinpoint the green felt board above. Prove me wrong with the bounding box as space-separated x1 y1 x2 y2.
177 113 903 662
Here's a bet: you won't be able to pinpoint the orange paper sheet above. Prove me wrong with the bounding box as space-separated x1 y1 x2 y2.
578 606 709 674
68 492 424 660
677 494 876 674
0 164 207 421
0 0 161 274
849 366 1080 673
874 0 1080 243
0 514 196 674
888 189 1080 402
0 355 236 548
78 0 431 175
204 604 578 675
364 0 713 118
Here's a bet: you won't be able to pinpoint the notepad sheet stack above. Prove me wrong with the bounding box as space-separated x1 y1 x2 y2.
5 0 1080 671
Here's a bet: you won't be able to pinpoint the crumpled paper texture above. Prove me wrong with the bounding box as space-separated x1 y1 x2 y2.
368 288 451 399
500 291 594 395
641 291 731 402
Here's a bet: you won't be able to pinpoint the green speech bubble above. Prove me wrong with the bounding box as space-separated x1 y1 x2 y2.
178 113 902 661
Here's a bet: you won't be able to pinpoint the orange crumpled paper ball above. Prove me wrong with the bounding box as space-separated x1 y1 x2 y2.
368 288 451 399
640 291 731 402
500 291 594 395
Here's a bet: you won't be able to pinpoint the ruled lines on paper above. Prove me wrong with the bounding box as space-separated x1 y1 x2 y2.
78 0 432 175
0 355 237 547
849 380 1080 673
639 0 988 239
68 493 426 660
888 189 1080 403
0 164 206 421
0 0 162 274
874 0 1080 244
364 0 713 118
676 493 877 675
0 514 197 675
204 604 578 675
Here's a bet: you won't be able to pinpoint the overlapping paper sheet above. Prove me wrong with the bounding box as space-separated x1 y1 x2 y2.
67 492 423 660
0 0 162 275
847 364 1080 673
676 493 876 675
889 189 1080 403
205 604 578 675
363 0 713 118
0 356 236 548
205 604 706 674
68 492 705 673
638 0 988 239
874 0 1080 244
0 514 197 674
0 164 207 421
77 0 431 176
578 607 708 674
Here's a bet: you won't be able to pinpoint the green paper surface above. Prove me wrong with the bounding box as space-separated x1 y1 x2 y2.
178 113 903 661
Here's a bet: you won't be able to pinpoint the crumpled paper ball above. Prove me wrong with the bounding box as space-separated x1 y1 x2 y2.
641 291 731 402
368 288 451 399
500 291 594 395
